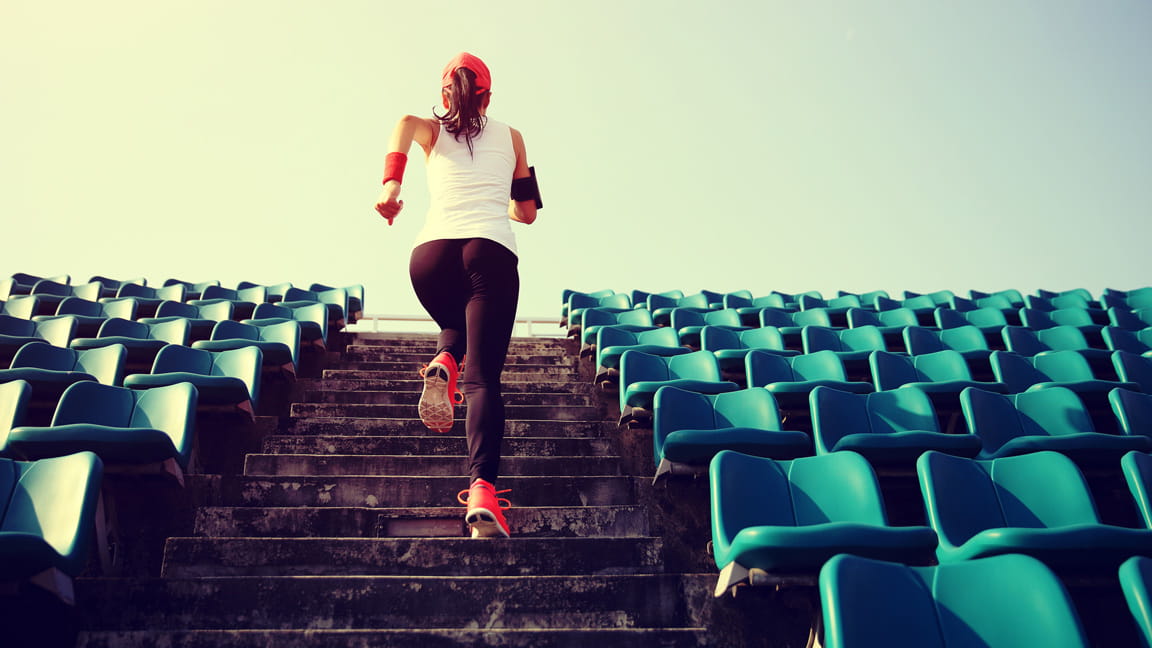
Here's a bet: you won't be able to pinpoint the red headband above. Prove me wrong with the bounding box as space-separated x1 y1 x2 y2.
441 52 491 95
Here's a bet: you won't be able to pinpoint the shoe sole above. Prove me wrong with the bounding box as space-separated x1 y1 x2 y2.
466 508 510 538
418 366 454 433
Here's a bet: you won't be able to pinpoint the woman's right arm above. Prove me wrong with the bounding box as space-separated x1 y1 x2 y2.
508 127 537 225
375 116 437 225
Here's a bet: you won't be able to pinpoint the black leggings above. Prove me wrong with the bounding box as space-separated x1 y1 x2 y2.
409 238 519 484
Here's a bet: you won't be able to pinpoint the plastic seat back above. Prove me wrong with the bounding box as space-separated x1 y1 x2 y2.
811 387 870 453
53 297 104 318
0 380 31 444
745 350 795 388
52 381 135 427
131 383 197 466
710 451 796 558
877 307 919 328
966 307 1011 329
1114 351 1152 393
904 326 944 355
1020 308 1058 329
1051 308 1099 328
1032 350 1097 382
1003 326 1047 355
1112 389 1152 438
788 451 888 525
667 350 722 381
1103 327 1150 354
699 326 740 352
845 308 882 328
990 351 1046 392
839 326 884 353
791 350 850 382
870 350 921 390
713 388 784 430
10 343 79 372
75 344 127 386
97 317 149 339
1037 326 1093 352
153 301 198 319
670 308 706 330
210 320 260 342
1122 452 1152 529
737 327 787 352
802 326 842 353
938 326 991 354
758 308 795 328
960 387 1028 456
1014 387 1096 436
1120 556 1152 647
702 309 742 328
151 344 214 376
792 308 833 328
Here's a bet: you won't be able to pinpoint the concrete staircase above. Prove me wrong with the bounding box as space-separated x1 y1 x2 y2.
71 333 738 647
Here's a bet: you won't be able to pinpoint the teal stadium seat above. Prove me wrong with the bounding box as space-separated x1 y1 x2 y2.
1114 350 1152 394
192 285 269 321
756 308 811 351
802 325 887 381
648 292 713 328
5 381 198 478
578 307 654 356
0 452 104 604
238 281 294 304
709 450 936 597
113 282 185 319
917 450 1152 565
0 314 78 368
309 283 365 323
1103 326 1152 355
560 288 615 325
125 345 262 419
89 276 147 300
1120 451 1152 529
140 299 233 344
0 380 31 442
700 325 796 383
69 317 190 374
1119 556 1152 648
618 350 738 427
846 306 918 352
246 301 329 349
33 296 137 339
0 343 126 425
162 278 221 301
961 385 1150 463
970 288 1025 308
797 294 861 328
869 349 1005 433
819 553 1089 648
193 319 301 378
875 294 937 326
1 295 42 320
282 286 351 329
653 386 809 482
811 385 981 463
1003 325 1113 368
594 326 688 391
903 324 994 380
29 280 102 317
746 349 872 431
671 307 745 349
564 292 632 337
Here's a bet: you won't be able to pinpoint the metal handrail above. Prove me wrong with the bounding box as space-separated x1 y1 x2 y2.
346 314 565 338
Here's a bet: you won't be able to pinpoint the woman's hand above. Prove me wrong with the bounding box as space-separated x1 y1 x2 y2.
375 180 403 225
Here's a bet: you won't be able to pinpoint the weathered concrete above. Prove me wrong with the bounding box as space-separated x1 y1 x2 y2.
241 454 625 477
260 434 616 457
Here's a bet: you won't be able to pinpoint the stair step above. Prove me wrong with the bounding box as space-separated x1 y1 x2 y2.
300 378 593 395
76 628 710 648
289 403 606 421
343 348 575 366
243 454 623 477
75 574 714 630
350 335 569 351
261 435 616 457
192 475 644 508
327 364 573 378
298 390 596 407
193 505 651 538
161 537 663 577
282 417 618 438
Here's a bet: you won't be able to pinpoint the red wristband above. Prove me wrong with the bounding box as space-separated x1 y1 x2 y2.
383 152 407 185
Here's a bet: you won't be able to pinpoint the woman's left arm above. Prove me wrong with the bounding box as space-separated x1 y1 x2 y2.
508 127 537 225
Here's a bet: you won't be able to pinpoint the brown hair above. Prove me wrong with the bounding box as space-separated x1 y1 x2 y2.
433 67 488 156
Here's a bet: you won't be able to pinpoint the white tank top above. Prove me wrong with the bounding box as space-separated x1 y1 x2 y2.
413 119 518 255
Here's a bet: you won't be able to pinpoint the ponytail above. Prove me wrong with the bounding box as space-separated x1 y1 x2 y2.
433 67 488 156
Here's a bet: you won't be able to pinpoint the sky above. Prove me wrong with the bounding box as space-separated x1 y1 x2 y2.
3 1 1150 327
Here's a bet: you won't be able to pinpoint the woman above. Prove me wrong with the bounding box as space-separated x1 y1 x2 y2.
374 52 538 539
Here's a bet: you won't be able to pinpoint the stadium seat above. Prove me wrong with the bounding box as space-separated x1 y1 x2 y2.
618 350 739 427
113 283 185 319
803 325 888 381
700 325 796 383
4 381 198 480
1114 350 1152 394
811 386 981 463
671 307 745 349
0 343 127 426
756 308 808 351
0 380 31 441
125 345 262 419
1112 388 1152 439
309 283 365 323
193 320 301 378
1119 556 1152 648
578 308 656 359
991 350 1137 433
140 300 233 344
652 386 809 482
245 301 329 349
961 386 1151 463
869 349 1005 433
846 306 918 352
903 325 993 378
626 289 676 312
89 276 147 300
594 326 688 391
797 294 861 327
917 450 1152 565
562 292 631 334
970 288 1025 307
0 315 78 368
1120 451 1152 530
875 295 937 326
819 553 1089 648
1103 326 1152 355
238 281 294 304
561 288 613 319
648 292 713 328
161 278 221 301
29 280 102 316
33 296 137 339
746 349 872 431
709 450 936 597
69 317 190 375
1 295 42 320
0 451 104 605
192 285 269 322
1003 325 1113 369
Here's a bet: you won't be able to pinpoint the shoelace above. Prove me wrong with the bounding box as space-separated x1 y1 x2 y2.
457 485 513 510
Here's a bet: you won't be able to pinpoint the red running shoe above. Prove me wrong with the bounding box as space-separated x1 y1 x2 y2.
418 351 464 433
457 479 511 538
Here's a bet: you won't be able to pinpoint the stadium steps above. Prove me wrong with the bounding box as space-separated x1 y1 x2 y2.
73 333 719 647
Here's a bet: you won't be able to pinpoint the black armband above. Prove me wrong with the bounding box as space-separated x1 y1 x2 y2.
511 166 543 209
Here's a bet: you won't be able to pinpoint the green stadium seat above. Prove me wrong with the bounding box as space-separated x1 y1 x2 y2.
563 292 632 336
820 553 1089 648
191 285 269 321
1115 350 1152 394
961 385 1150 462
0 380 31 443
903 325 993 377
0 315 78 368
1 295 42 320
1103 326 1152 355
0 451 104 605
747 349 873 431
1119 556 1152 648
671 307 745 349
69 317 190 375
309 283 365 323
811 386 981 463
161 278 221 301
700 325 796 383
653 386 809 482
561 288 615 322
246 301 328 349
578 308 655 358
33 296 137 339
876 295 938 326
89 276 146 300
4 381 198 478
139 300 233 344
709 450 936 597
917 450 1152 565
970 288 1025 307
802 325 887 381
113 283 185 318
594 326 687 391
0 343 126 426
847 306 919 351
618 350 739 427
193 320 301 378
125 345 262 419
1112 389 1152 439
648 292 713 328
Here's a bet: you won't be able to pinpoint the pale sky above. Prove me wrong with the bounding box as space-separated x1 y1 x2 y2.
3 1 1150 322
